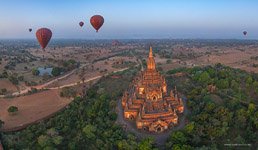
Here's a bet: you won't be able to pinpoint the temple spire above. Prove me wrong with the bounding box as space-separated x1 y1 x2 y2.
149 46 153 58
147 47 156 70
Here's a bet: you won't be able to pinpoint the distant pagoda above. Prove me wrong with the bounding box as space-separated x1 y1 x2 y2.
122 47 184 132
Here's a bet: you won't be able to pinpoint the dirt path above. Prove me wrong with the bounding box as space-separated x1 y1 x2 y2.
10 63 90 96
49 67 129 89
0 68 77 98
0 65 128 98
0 67 130 132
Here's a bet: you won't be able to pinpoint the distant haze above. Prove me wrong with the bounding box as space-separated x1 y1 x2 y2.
0 0 258 39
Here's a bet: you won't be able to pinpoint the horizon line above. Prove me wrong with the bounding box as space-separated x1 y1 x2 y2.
0 38 257 41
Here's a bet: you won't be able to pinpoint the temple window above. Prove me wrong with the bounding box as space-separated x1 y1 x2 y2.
139 87 144 94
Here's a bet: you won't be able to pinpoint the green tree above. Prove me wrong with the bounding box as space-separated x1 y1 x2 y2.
166 131 188 149
32 68 40 76
172 144 192 150
198 71 211 84
7 106 18 114
38 135 51 148
82 124 96 139
52 67 62 77
246 76 253 88
230 79 239 91
117 140 131 150
138 138 155 150
247 103 256 116
218 70 227 79
185 122 195 134
169 131 187 144
207 68 216 78
253 81 258 93
235 109 247 128
52 136 63 145
234 135 245 144
216 79 229 89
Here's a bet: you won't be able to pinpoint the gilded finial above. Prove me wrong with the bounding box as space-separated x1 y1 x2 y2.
149 46 153 58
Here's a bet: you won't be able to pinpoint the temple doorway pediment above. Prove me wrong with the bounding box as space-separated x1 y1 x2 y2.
149 119 168 132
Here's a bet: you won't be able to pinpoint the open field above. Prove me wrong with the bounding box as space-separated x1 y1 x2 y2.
28 46 112 63
0 89 71 131
193 48 258 72
146 41 258 73
156 48 258 73
0 79 17 93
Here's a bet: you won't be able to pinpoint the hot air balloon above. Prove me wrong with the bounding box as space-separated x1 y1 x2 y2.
90 15 104 32
36 28 52 49
243 31 247 36
29 28 32 32
79 21 84 27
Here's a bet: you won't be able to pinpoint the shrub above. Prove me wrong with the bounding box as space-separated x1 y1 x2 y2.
7 106 18 115
0 88 7 95
8 75 19 85
60 87 76 98
0 119 4 129
32 68 40 76
52 67 62 77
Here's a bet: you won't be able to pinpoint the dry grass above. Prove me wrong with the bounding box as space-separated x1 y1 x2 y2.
0 89 71 130
0 79 17 93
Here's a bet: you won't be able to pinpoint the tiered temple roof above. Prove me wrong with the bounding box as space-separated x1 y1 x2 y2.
122 47 184 132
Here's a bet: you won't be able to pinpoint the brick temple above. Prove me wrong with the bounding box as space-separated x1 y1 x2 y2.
122 47 184 132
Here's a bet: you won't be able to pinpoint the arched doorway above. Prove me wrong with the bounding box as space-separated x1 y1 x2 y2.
155 125 163 133
143 126 149 131
156 127 162 132
153 96 157 101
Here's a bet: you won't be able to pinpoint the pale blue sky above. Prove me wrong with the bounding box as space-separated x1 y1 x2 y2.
0 0 257 39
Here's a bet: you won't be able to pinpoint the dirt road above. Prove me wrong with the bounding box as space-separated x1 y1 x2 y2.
0 67 130 131
0 66 128 97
